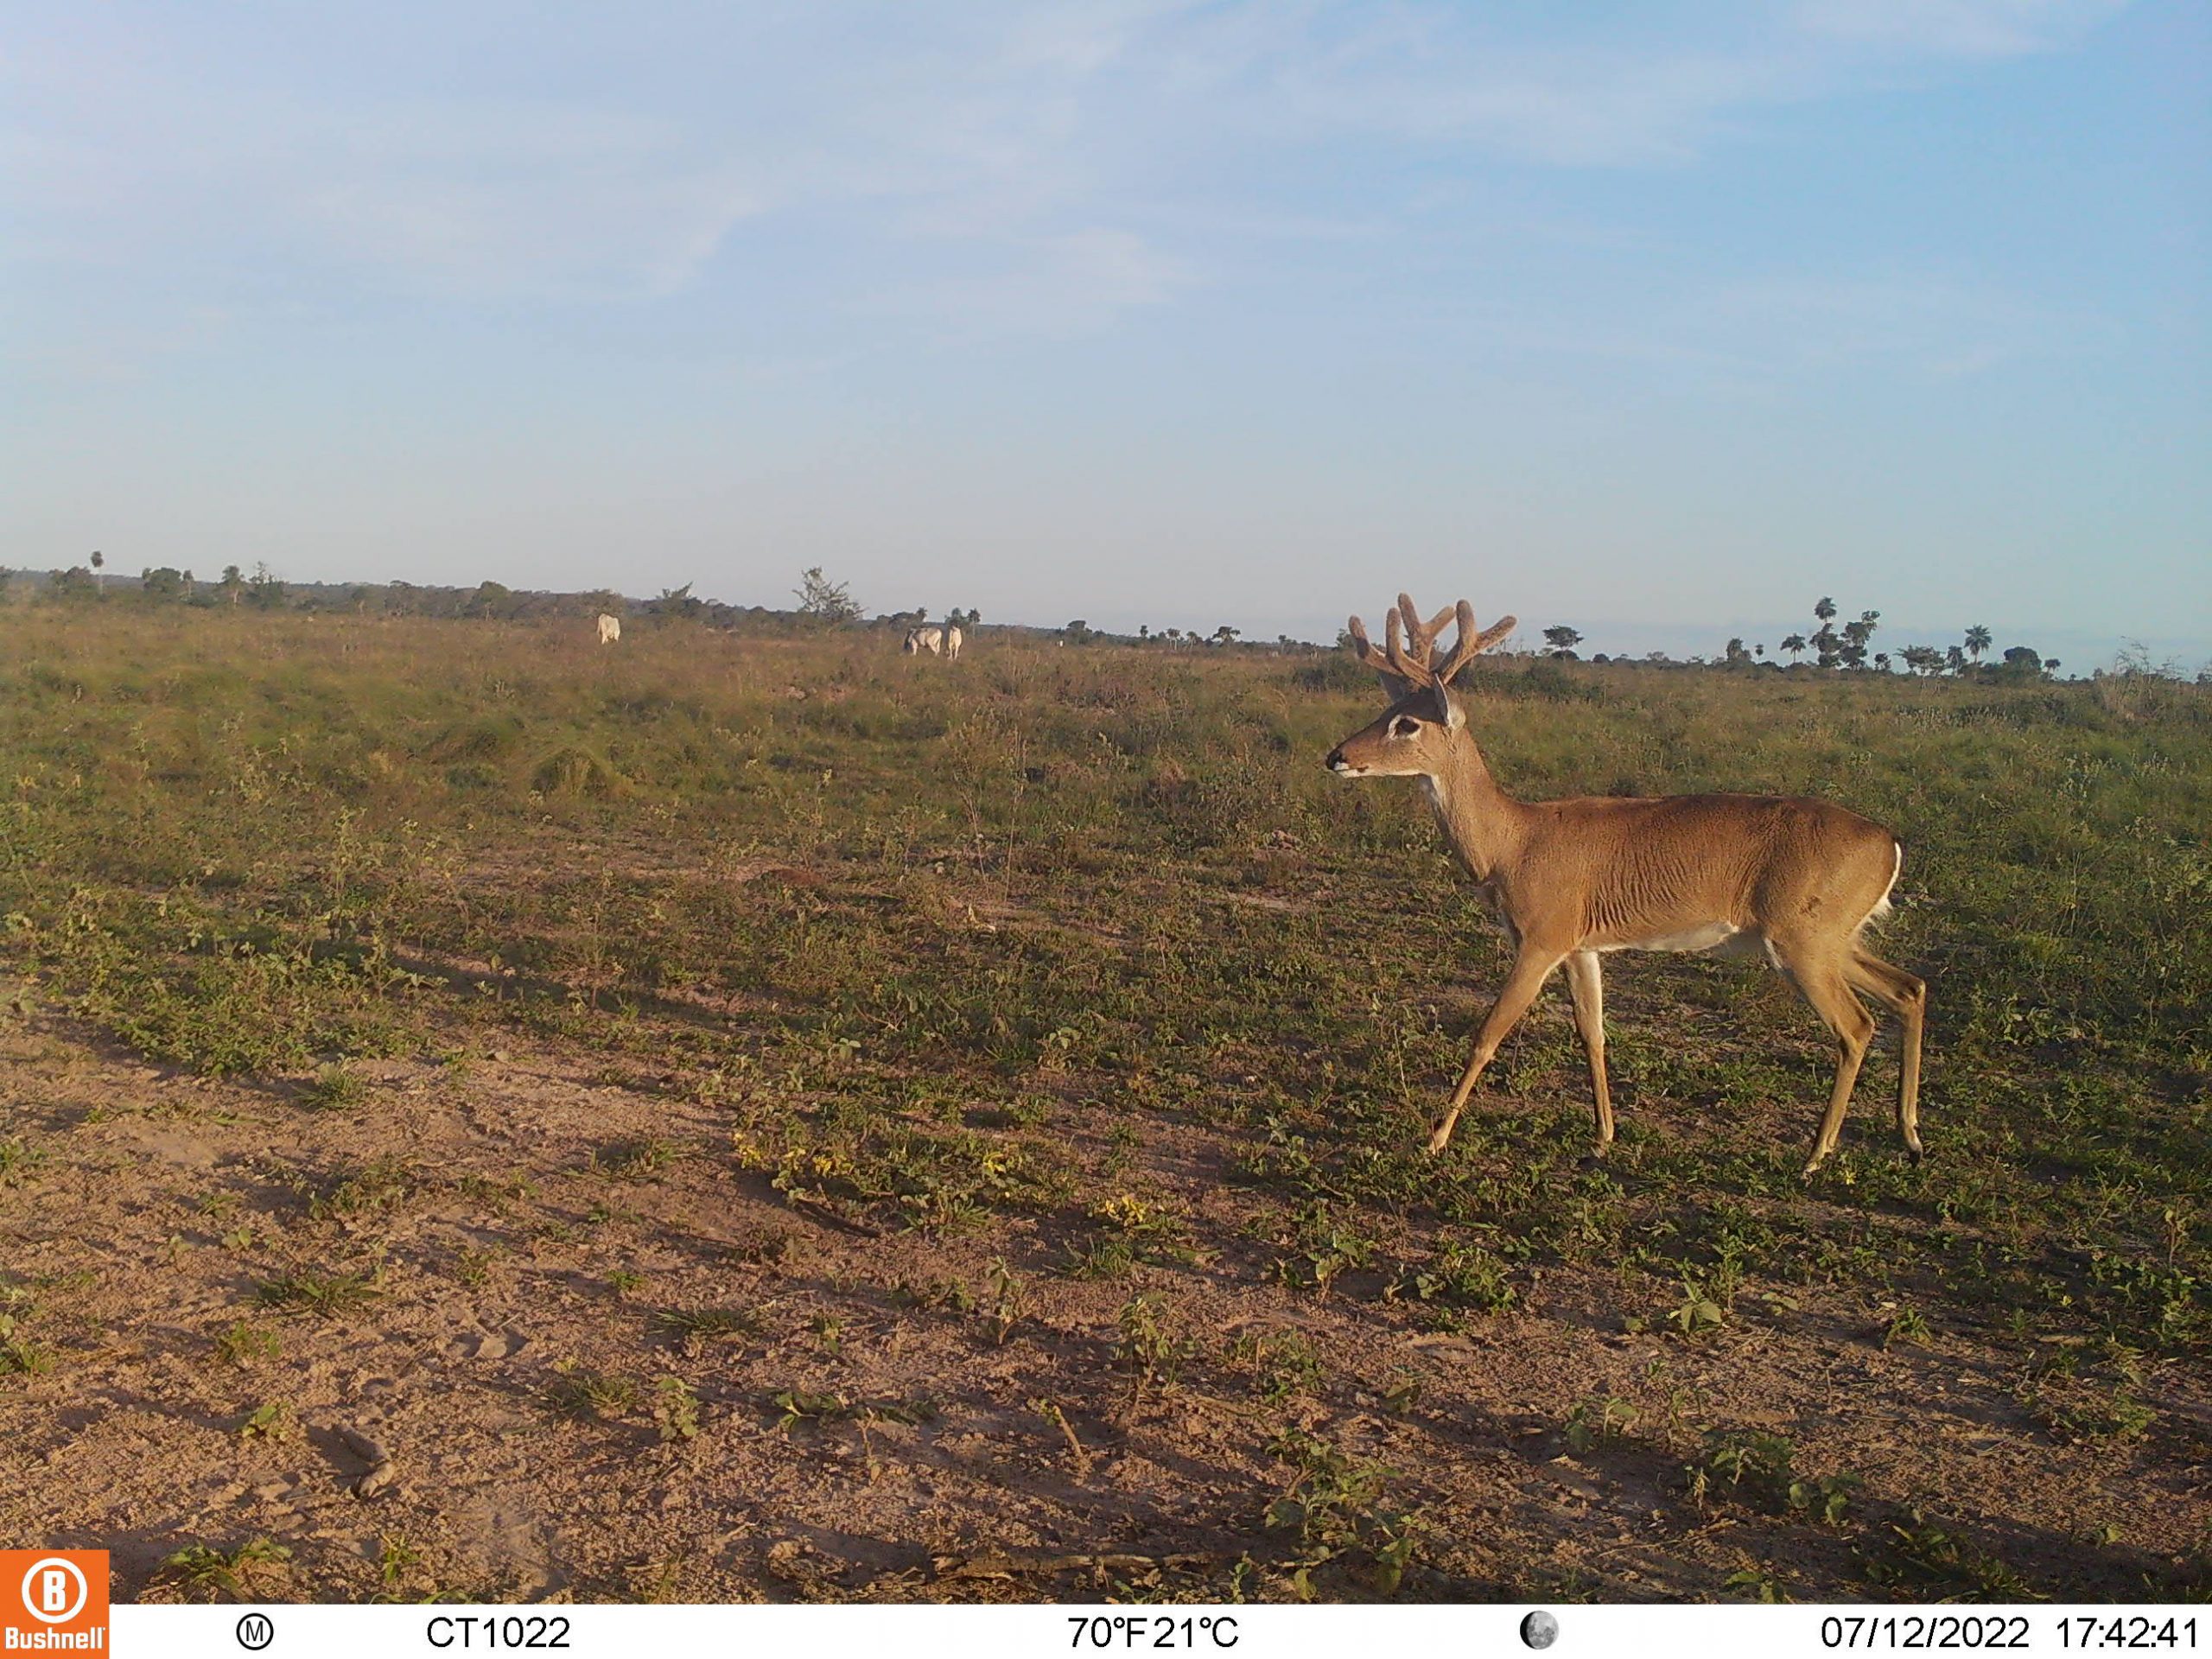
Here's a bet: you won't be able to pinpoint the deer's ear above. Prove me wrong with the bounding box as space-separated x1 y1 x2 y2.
1433 682 1463 730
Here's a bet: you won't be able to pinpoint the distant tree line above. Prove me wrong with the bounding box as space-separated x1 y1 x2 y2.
1540 596 2069 681
3 560 1004 641
6 563 2167 683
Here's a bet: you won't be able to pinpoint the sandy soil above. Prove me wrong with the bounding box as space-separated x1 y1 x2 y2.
1 997 2202 1604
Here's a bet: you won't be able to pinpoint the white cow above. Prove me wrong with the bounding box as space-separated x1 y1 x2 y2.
904 626 944 657
943 625 963 663
596 613 622 645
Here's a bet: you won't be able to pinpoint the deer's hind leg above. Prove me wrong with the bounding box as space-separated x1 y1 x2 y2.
1563 950 1614 1154
1847 950 1927 1162
1774 941 1877 1177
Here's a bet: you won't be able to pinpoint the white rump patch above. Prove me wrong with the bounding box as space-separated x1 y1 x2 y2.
1861 840 1904 931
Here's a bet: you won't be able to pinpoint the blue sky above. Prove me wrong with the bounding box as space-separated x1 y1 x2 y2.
6 1 2206 664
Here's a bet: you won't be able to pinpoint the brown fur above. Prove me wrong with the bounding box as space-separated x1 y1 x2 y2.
1326 594 1926 1174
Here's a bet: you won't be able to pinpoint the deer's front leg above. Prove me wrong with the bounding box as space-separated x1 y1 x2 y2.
1427 948 1567 1154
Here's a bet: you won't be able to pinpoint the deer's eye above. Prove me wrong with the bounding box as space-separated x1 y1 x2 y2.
1389 715 1421 739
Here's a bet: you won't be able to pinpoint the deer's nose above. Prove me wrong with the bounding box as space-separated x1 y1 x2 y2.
1324 747 1344 771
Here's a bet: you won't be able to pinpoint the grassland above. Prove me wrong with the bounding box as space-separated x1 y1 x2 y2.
0 607 2205 1603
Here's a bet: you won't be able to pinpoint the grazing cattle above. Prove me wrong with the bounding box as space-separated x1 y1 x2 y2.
904 626 944 657
943 625 963 663
596 613 622 645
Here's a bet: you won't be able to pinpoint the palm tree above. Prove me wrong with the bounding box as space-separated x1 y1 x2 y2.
1780 632 1808 663
1814 595 1837 624
1840 609 1879 669
90 550 105 593
1964 624 1992 663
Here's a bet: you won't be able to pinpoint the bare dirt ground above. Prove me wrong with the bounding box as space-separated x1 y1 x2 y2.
3 995 2202 1605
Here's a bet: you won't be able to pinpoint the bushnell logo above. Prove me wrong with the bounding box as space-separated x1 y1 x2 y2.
1 1552 109 1651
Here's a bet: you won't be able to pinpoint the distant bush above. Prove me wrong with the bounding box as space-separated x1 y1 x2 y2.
1289 655 1375 695
531 745 632 798
1457 658 1604 704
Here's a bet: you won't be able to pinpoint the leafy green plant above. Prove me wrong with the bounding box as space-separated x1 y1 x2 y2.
596 1137 685 1179
984 1256 1024 1345
255 1268 381 1314
547 1366 639 1420
301 1063 369 1109
1724 1566 1793 1603
237 1401 294 1441
1666 1274 1728 1338
213 1323 280 1366
1562 1395 1639 1454
157 1537 293 1602
1882 1306 1933 1348
1692 1431 1859 1527
1263 1429 1427 1597
652 1306 756 1357
1114 1293 1189 1399
1864 1508 2039 1601
1062 1234 1135 1281
771 1387 845 1432
1408 1241 1516 1314
0 1329 54 1377
770 1387 933 1433
302 1159 414 1222
1228 1329 1325 1405
0 1138 46 1185
372 1534 433 1603
654 1376 702 1440
1275 1205 1376 1297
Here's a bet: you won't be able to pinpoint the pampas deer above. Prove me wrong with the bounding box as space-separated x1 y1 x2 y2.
1324 594 1925 1174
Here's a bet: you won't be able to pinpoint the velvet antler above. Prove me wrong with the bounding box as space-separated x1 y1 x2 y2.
1346 594 1518 692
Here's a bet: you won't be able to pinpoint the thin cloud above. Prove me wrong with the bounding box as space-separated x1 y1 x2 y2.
0 0 2143 346
1679 270 2077 379
861 225 1193 338
291 107 766 302
1794 0 2128 58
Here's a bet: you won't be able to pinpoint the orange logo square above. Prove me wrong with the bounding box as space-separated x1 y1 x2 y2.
0 1551 108 1651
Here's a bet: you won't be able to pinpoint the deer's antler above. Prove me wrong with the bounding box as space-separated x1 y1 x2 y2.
1344 611 1375 669
1382 605 1433 687
1389 594 1452 680
1431 598 1518 684
1346 612 1429 686
1349 594 1518 690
